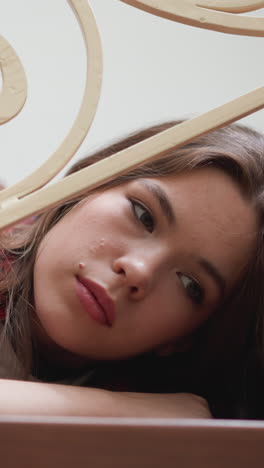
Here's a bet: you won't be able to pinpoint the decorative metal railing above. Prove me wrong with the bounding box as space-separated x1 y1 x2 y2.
0 0 263 230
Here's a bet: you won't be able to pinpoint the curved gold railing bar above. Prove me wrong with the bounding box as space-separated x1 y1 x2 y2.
0 35 27 125
120 0 264 36
0 0 263 230
0 86 263 230
0 0 103 204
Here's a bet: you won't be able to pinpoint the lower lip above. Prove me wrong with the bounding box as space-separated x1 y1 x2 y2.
76 277 108 326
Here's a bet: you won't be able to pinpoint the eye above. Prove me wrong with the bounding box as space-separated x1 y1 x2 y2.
178 273 204 305
131 200 155 233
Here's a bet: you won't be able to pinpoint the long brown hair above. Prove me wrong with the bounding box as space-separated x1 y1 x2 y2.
1 120 264 417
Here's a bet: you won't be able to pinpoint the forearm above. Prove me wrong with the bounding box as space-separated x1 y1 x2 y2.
0 379 211 418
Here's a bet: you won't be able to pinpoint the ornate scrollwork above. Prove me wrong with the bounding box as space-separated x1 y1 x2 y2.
0 35 27 125
0 0 102 207
120 0 264 36
0 0 263 230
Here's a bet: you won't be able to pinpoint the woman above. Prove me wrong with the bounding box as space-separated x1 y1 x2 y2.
0 121 263 419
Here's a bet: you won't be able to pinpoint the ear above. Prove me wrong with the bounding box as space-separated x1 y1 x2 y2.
155 335 194 357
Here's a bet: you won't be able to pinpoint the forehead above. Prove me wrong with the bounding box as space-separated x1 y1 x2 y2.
156 167 251 222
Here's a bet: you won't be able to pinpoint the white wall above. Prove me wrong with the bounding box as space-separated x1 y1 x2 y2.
0 0 263 186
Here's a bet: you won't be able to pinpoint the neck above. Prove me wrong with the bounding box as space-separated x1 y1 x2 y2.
31 317 93 381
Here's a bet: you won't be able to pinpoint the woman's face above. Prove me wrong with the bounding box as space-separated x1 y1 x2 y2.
33 168 257 363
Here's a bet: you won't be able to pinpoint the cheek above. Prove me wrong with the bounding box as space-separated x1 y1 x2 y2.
82 217 130 259
35 231 67 272
146 273 215 345
86 237 119 260
138 286 196 343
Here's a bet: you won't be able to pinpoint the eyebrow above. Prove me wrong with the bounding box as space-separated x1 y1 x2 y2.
139 180 176 225
139 179 226 298
198 258 226 299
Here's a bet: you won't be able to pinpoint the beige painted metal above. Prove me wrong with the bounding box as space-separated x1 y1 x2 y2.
0 86 263 230
0 0 102 206
0 35 27 125
0 0 263 231
120 0 264 36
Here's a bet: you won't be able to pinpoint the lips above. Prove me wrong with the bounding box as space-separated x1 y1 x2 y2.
76 275 115 327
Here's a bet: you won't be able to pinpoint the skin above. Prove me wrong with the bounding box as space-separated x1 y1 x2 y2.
33 167 257 369
0 379 211 418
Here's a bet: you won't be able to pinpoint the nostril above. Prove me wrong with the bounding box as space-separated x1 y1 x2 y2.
130 286 138 294
113 262 126 275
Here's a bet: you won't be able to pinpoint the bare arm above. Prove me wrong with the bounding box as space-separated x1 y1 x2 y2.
0 379 211 418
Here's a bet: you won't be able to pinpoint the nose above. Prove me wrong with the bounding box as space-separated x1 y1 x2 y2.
112 255 153 300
